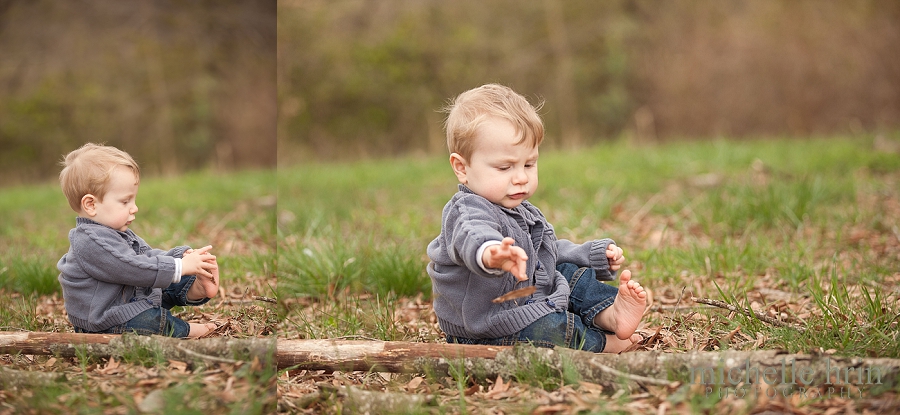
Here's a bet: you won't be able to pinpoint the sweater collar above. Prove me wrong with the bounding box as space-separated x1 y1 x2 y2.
457 184 537 226
75 216 135 238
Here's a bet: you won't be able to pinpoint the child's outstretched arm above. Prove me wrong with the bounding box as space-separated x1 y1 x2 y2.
482 237 529 281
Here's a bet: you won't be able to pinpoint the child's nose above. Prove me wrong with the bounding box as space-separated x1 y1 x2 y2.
512 168 528 184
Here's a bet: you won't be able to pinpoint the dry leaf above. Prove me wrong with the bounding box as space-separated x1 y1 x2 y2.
485 375 512 399
492 286 536 303
168 360 189 373
96 358 123 375
406 376 424 391
578 381 604 394
533 404 569 414
721 326 741 344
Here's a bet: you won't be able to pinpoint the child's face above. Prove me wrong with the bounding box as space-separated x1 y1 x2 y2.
89 166 139 232
451 117 539 209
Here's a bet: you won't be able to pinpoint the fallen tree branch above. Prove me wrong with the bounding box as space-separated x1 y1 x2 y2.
3 333 898 391
0 332 274 368
692 297 806 332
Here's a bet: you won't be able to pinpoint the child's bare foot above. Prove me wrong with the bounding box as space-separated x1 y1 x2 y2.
187 322 217 338
593 269 647 340
602 333 642 353
187 260 220 301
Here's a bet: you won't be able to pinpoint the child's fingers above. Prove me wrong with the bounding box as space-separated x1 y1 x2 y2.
195 268 214 279
194 245 214 254
195 253 216 262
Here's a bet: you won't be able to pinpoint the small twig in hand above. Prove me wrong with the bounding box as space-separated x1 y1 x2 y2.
692 297 806 333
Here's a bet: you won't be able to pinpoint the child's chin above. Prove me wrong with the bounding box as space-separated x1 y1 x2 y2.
500 201 523 209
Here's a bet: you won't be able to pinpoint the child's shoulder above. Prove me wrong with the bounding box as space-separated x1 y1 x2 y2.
446 189 497 212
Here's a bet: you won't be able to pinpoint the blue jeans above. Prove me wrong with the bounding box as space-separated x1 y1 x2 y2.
447 263 618 352
75 276 209 338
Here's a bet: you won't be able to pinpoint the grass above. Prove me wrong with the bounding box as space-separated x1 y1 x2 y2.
0 167 277 414
279 135 900 356
3 136 899 413
276 135 900 412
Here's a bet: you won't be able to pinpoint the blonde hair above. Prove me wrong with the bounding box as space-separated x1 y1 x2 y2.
443 84 544 161
59 143 141 212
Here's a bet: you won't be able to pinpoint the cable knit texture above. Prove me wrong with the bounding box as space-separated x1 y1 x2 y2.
57 217 189 332
427 185 616 339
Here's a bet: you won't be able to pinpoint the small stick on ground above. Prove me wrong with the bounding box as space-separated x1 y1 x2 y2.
589 361 676 387
692 297 806 333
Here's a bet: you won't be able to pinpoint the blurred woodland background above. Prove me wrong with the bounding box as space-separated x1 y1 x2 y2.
1 0 897 184
0 0 276 186
278 0 900 162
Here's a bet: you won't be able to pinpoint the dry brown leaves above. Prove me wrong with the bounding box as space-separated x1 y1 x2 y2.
0 278 277 413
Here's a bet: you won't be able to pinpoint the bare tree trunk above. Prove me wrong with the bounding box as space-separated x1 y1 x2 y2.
4 333 897 392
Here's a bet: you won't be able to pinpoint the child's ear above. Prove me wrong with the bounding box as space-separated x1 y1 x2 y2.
449 153 468 184
81 194 97 216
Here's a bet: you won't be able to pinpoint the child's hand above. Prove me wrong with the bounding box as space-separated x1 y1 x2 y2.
606 243 625 271
188 256 220 300
182 245 216 279
483 237 529 281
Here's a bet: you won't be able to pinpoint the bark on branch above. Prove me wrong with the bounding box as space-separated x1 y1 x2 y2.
277 339 900 390
2 333 898 391
0 332 275 368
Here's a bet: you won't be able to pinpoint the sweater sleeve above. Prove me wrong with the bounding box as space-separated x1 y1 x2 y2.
556 237 617 281
443 195 509 279
72 226 178 288
137 234 189 259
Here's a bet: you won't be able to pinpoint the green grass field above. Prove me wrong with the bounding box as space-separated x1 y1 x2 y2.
2 136 899 413
279 136 899 356
276 136 900 412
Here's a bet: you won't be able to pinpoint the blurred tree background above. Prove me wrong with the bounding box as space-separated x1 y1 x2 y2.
0 0 276 186
278 0 900 163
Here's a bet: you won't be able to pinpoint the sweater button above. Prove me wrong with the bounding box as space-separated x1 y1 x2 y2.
546 299 556 308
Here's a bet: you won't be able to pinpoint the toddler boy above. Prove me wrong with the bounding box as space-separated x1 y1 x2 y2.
57 143 219 338
427 84 647 353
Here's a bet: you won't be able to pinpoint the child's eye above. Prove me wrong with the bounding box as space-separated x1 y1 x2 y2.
497 166 510 171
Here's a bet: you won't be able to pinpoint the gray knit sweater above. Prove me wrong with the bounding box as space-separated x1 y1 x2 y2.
427 185 616 339
57 217 189 332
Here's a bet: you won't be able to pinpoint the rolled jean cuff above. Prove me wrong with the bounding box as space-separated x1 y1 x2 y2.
163 275 210 308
